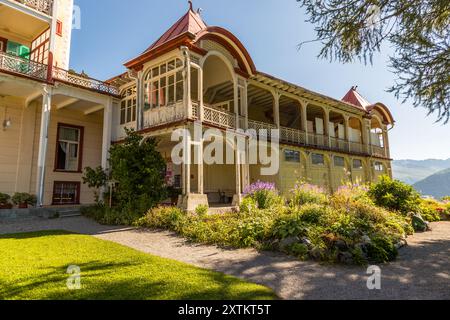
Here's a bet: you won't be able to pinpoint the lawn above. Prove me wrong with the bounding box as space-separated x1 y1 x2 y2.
0 230 277 300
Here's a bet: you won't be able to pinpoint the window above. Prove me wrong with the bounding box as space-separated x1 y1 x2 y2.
120 86 137 125
144 58 184 110
374 162 384 172
56 20 63 36
334 156 345 167
6 41 30 59
353 159 363 170
55 124 83 172
285 149 300 163
0 37 5 52
30 29 50 64
52 182 80 205
311 153 325 166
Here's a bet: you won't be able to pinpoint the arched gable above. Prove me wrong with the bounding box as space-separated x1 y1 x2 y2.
367 103 395 125
195 26 257 77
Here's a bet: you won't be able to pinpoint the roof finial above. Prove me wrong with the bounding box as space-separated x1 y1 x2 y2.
352 85 358 91
188 0 193 11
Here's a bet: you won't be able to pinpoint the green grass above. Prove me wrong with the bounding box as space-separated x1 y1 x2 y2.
0 231 277 300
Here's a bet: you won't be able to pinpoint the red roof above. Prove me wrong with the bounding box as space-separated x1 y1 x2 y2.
143 8 207 54
342 87 371 110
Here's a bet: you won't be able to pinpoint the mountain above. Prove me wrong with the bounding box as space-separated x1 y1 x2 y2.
413 168 450 199
392 158 450 185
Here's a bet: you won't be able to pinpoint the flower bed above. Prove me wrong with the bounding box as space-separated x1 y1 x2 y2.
135 181 414 265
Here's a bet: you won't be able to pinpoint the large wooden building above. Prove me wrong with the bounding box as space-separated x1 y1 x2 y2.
0 1 394 209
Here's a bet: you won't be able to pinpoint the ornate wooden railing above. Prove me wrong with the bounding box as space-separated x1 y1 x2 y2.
143 102 185 128
52 67 120 96
330 137 349 152
370 145 387 158
349 141 365 154
247 119 277 139
13 0 53 16
0 51 48 80
280 126 306 145
307 132 329 148
203 105 235 129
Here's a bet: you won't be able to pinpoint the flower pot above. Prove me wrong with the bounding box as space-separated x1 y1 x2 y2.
0 203 13 210
18 203 28 209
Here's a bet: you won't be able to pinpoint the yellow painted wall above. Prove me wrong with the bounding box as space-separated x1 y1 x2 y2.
0 95 103 206
29 106 103 205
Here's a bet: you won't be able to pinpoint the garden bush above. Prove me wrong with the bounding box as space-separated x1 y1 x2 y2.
81 205 142 226
289 183 328 207
84 178 420 265
368 175 421 214
0 193 11 208
82 130 168 223
419 198 446 222
243 181 283 209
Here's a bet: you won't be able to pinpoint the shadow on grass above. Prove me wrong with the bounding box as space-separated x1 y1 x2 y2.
0 231 277 300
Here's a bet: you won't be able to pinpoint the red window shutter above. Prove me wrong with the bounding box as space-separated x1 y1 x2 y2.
56 20 63 36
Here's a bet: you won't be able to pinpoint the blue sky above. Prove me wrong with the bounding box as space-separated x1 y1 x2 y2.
71 0 450 161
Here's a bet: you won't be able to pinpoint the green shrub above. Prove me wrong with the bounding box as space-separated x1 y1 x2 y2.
368 176 421 214
135 206 186 231
82 166 107 204
290 183 328 207
0 193 11 205
288 243 309 259
11 193 37 206
419 199 444 222
81 205 141 226
195 205 209 218
239 197 258 213
366 236 398 263
243 181 283 210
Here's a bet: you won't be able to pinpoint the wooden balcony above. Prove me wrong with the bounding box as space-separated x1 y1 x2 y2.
10 0 53 16
138 101 390 159
52 67 120 96
203 105 236 129
370 145 387 158
0 51 48 81
143 102 186 128
0 52 120 96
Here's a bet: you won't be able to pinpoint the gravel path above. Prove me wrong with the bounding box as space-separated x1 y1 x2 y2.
1 217 449 300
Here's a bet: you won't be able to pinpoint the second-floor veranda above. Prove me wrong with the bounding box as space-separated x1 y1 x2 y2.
115 50 391 159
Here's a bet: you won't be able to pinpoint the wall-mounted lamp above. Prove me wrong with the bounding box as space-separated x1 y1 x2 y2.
1 96 11 131
3 117 12 130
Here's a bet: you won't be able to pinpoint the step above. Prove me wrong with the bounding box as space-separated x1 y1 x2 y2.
57 208 82 218
208 206 238 215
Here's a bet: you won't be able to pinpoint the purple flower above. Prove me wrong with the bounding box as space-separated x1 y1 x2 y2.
244 181 277 196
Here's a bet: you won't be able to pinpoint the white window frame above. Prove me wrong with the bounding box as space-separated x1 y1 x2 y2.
144 58 184 110
120 86 137 125
57 126 81 172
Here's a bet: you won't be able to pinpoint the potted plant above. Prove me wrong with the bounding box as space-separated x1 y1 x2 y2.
0 193 12 209
12 193 37 209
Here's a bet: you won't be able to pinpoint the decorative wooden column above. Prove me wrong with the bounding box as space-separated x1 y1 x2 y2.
362 117 371 155
36 85 52 207
324 108 331 147
300 100 308 143
382 124 390 158
136 70 144 131
344 115 351 152
181 47 192 119
273 91 280 129
101 98 113 170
